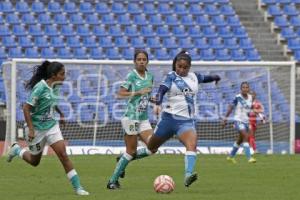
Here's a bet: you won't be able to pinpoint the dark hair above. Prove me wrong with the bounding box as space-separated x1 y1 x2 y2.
134 49 149 63
172 50 192 71
25 61 64 90
240 81 249 89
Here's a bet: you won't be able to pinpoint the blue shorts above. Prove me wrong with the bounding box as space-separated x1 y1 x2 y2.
154 112 196 138
234 121 249 132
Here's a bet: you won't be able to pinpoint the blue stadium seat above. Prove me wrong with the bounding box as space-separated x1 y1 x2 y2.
209 38 224 49
224 38 239 49
117 14 132 25
48 1 61 13
95 2 109 14
149 15 164 25
174 4 188 15
165 15 179 26
18 36 33 48
274 16 289 27
86 14 99 25
50 37 65 48
106 48 122 60
124 25 139 37
38 13 52 25
227 15 242 27
196 15 211 26
57 48 72 59
178 38 194 49
155 49 170 60
73 47 89 59
2 36 16 47
83 36 98 48
290 16 300 27
245 49 261 61
41 48 56 58
115 36 129 48
194 38 210 49
12 25 26 36
8 47 23 58
28 25 43 36
172 26 188 37
220 5 236 16
0 15 3 24
287 38 300 50
189 4 204 15
0 1 14 13
204 4 220 16
66 36 81 48
141 26 156 37
16 1 30 13
231 49 246 61
6 14 20 24
146 37 161 48
93 25 108 36
218 26 233 38
188 49 201 60
34 36 48 48
127 3 141 15
54 14 68 25
233 26 248 38
215 49 231 61
112 3 126 14
202 26 218 38
162 37 178 49
64 2 77 13
188 26 203 38
79 2 93 14
158 3 172 15
131 37 145 48
99 37 113 48
0 47 7 60
181 15 195 26
122 47 135 60
267 5 283 16
76 25 90 36
157 26 171 37
293 50 300 60
32 1 45 13
239 38 254 49
143 3 156 15
109 25 123 37
200 49 215 60
283 5 299 16
44 25 59 36
102 14 116 25
89 48 105 59
25 47 39 58
262 0 277 4
21 13 36 25
70 14 85 25
211 15 227 26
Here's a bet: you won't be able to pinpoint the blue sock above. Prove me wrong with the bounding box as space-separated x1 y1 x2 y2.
243 142 251 160
185 151 197 178
67 169 81 190
230 142 240 157
109 153 132 183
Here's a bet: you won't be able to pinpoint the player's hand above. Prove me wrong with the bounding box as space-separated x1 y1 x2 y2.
149 96 157 103
136 88 152 95
59 113 66 128
28 129 35 142
153 105 162 116
221 118 227 128
214 75 221 85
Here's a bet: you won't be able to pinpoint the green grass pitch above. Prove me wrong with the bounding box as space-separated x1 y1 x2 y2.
1 155 300 200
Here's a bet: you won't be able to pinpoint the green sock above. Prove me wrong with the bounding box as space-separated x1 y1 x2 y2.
67 169 81 190
134 148 152 160
109 153 132 183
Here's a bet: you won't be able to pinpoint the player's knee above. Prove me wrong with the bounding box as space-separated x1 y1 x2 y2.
31 159 40 167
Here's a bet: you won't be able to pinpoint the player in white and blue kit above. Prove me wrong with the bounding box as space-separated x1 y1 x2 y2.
147 51 221 187
223 82 256 163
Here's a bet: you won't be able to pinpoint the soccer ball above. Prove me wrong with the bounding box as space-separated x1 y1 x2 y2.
153 175 175 194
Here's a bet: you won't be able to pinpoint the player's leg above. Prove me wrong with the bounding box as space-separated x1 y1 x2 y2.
241 129 256 163
227 122 243 163
248 125 257 153
177 123 198 187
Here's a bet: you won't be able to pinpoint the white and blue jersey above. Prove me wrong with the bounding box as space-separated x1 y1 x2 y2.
231 93 253 131
154 71 216 138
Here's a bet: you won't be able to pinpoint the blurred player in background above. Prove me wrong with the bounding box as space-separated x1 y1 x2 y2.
6 61 89 195
147 50 220 187
107 49 155 189
223 82 256 164
249 90 266 154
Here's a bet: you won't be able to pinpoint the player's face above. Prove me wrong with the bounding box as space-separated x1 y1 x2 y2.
53 67 66 85
175 59 190 77
241 83 249 95
135 53 148 72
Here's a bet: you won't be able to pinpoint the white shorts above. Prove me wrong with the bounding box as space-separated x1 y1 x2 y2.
121 117 152 135
25 123 64 155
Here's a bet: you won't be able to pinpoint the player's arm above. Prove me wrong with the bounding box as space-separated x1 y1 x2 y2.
195 73 221 84
222 97 237 128
55 106 66 127
153 84 169 116
117 86 151 98
23 103 35 141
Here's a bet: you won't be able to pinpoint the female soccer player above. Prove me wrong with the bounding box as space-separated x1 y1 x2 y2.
146 50 220 187
222 82 256 163
107 49 155 189
248 91 265 154
7 61 89 195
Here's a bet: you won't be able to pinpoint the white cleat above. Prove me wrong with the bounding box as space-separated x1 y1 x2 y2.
7 143 20 162
75 188 90 196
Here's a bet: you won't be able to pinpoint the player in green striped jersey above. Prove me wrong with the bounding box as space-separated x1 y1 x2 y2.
7 61 89 195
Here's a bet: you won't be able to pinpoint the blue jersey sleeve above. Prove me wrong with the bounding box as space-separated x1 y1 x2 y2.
161 72 174 88
231 96 238 106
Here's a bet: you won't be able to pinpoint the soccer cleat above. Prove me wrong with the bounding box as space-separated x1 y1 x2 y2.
248 157 256 163
116 155 125 178
75 187 89 195
107 181 121 190
7 143 20 162
226 156 237 164
184 172 198 187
